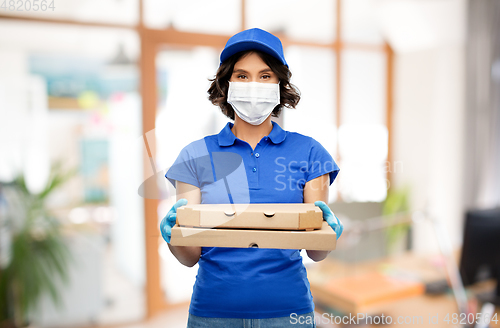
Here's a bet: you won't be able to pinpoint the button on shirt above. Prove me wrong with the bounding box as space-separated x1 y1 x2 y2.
165 121 339 319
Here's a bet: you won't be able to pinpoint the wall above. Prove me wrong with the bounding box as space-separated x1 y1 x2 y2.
388 0 467 253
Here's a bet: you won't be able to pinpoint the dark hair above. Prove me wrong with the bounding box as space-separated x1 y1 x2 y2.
207 50 301 120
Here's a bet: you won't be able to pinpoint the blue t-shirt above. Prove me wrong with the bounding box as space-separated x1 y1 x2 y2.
165 121 339 319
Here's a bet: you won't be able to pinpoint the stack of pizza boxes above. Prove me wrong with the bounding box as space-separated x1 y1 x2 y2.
170 203 336 250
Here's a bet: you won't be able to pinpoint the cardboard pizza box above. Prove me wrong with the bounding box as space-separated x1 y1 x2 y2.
170 221 336 250
176 203 323 230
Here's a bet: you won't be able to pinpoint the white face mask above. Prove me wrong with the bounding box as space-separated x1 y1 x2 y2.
227 81 280 125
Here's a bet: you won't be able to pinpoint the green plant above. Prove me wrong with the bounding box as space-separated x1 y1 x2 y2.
382 185 411 255
0 164 76 328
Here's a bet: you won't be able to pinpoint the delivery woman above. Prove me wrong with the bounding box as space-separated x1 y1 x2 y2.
161 28 343 328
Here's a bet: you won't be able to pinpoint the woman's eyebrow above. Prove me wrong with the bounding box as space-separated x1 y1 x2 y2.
233 69 248 74
232 68 273 74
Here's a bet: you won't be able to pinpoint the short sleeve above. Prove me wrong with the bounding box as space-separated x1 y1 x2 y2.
165 144 200 188
306 137 340 185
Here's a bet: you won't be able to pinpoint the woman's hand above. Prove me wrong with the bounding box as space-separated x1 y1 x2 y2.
314 200 343 240
160 198 188 244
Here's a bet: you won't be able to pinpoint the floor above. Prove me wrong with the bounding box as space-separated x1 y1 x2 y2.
117 305 191 328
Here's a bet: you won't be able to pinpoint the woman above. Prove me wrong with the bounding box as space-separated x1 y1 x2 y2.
161 28 343 328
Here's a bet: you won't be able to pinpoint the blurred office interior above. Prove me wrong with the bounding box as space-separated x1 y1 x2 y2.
0 0 499 327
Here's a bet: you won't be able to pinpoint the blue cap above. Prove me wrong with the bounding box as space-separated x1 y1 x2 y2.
220 28 288 67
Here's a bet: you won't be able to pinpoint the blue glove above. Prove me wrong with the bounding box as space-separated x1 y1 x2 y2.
314 201 343 240
160 198 188 244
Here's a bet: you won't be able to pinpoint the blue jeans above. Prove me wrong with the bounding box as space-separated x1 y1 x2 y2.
187 311 316 328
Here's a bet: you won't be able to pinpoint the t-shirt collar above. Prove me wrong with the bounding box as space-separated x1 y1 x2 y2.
217 121 286 146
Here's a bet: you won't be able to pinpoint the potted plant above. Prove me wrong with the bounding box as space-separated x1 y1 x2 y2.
0 164 76 328
382 185 412 256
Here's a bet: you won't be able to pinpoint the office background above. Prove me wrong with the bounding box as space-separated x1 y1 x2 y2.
0 0 499 327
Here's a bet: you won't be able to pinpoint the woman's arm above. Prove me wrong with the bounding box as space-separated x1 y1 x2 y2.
303 173 332 262
167 181 203 267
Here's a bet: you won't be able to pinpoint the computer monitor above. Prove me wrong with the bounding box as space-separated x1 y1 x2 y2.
459 207 500 305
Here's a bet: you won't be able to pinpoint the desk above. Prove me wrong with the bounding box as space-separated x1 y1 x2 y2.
308 252 500 327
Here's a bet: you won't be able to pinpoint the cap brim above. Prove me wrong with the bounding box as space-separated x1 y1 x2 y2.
220 40 288 67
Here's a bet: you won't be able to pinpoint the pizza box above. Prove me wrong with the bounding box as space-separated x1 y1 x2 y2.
176 203 323 230
170 221 336 250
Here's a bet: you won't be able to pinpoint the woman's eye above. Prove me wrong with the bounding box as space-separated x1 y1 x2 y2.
237 75 247 79
261 75 271 79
